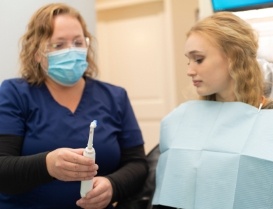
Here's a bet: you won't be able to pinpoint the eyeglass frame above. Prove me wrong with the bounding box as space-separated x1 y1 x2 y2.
45 37 90 52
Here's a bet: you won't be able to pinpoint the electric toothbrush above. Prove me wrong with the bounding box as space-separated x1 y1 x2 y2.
80 120 97 197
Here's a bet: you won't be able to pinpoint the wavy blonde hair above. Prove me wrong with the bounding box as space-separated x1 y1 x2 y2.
19 3 98 85
187 12 264 107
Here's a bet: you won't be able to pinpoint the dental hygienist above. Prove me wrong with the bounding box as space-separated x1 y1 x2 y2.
0 3 148 209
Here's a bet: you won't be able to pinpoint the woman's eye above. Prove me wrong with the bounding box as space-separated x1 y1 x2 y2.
52 43 64 49
195 58 203 64
74 40 84 47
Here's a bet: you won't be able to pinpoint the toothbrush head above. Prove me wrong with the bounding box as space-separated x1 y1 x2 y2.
90 120 97 128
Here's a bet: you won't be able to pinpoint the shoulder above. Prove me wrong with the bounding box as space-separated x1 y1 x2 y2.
162 100 200 122
0 78 44 97
0 78 30 94
0 78 45 108
1 78 28 87
88 78 125 91
263 100 273 109
86 78 128 99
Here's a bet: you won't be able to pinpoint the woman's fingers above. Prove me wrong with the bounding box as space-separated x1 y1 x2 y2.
46 148 98 181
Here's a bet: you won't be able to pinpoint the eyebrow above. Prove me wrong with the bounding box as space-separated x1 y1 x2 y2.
185 50 203 57
51 35 84 41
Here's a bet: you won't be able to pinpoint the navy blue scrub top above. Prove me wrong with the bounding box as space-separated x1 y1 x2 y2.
0 77 144 208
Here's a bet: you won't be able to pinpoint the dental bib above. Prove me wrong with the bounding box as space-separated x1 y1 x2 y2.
152 101 273 209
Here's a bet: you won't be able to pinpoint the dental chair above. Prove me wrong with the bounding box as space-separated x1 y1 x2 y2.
115 144 160 209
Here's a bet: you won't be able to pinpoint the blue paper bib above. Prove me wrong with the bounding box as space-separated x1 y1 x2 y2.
152 101 273 209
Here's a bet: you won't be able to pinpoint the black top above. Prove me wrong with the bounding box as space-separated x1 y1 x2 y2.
0 134 148 203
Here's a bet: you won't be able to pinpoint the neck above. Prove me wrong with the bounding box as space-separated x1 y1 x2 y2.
215 94 236 102
45 77 85 92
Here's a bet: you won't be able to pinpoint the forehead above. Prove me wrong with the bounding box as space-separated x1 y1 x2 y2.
51 14 84 38
184 32 218 55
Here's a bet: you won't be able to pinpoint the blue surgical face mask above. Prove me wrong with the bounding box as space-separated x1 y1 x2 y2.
46 48 88 86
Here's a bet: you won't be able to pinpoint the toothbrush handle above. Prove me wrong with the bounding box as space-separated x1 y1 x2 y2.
80 147 96 197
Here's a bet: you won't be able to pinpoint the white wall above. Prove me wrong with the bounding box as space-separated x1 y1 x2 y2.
198 0 213 19
0 0 96 84
198 1 273 62
234 8 273 63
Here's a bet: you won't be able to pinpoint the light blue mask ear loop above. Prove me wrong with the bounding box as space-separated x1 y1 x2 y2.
258 96 265 112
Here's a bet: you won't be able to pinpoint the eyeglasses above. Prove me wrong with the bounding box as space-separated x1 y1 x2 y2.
46 37 89 52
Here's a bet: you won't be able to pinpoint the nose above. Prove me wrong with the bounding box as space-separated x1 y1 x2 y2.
68 43 74 48
67 42 78 48
186 63 196 77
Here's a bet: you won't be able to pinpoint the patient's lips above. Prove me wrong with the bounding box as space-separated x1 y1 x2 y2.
193 80 202 87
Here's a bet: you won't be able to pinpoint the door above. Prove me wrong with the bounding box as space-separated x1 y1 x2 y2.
95 0 177 152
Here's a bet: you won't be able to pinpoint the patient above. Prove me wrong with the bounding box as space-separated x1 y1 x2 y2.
152 12 273 209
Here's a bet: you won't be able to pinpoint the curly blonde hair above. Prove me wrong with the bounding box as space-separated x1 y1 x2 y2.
19 3 98 85
187 12 264 107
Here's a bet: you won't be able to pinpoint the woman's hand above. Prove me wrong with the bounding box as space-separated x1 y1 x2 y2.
46 148 98 181
76 176 113 209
